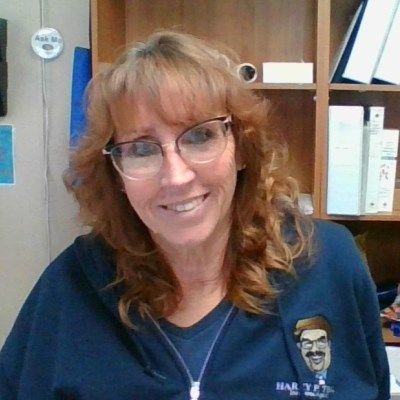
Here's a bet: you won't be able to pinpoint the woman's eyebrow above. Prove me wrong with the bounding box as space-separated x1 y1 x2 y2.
133 134 158 141
119 134 157 143
118 127 156 141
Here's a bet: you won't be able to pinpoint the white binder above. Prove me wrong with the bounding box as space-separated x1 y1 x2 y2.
327 106 364 215
342 0 399 83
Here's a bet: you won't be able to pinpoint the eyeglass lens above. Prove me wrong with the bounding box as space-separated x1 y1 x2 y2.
300 338 328 350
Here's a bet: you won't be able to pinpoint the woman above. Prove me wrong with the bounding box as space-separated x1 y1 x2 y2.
0 31 389 399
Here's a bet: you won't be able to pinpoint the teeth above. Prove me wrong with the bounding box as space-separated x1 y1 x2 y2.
165 195 205 212
311 356 323 364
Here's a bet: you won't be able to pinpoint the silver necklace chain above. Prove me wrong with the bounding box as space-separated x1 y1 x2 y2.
149 304 235 400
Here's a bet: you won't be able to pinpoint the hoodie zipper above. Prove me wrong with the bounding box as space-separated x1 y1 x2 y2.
149 304 234 400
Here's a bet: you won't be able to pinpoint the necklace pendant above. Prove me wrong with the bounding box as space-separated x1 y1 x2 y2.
190 381 200 400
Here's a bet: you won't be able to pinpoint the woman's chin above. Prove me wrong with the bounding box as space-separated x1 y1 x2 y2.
152 225 216 250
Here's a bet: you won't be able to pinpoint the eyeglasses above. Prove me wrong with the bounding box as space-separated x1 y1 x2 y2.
102 116 232 180
299 337 328 350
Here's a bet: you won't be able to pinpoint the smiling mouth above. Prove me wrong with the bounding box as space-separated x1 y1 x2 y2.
161 194 209 213
310 355 323 365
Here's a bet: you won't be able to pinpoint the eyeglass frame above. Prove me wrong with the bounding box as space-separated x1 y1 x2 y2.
299 336 329 351
102 115 232 180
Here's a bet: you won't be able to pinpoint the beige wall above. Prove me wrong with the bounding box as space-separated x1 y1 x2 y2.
0 0 89 346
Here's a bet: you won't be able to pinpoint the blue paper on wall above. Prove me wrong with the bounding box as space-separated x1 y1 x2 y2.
70 47 92 147
0 124 15 185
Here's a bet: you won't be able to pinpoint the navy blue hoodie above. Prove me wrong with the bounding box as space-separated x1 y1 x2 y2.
0 221 390 399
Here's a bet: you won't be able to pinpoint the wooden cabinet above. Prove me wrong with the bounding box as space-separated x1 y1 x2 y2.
91 0 400 284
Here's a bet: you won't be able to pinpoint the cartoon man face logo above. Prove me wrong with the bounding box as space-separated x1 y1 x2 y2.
298 328 331 373
294 316 332 378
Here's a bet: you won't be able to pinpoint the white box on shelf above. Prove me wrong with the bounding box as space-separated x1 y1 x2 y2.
327 106 364 216
262 62 313 84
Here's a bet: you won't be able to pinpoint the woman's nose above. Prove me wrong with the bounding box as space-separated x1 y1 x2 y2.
159 143 196 187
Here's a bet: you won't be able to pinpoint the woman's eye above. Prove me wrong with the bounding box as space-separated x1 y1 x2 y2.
129 142 158 157
182 128 215 145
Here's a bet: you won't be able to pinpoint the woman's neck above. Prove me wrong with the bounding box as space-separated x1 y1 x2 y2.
151 228 231 327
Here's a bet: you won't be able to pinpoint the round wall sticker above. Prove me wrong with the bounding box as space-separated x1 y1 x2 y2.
31 28 64 60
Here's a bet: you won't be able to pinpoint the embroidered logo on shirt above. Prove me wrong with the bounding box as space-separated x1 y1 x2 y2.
276 381 335 398
294 316 332 386
276 316 335 398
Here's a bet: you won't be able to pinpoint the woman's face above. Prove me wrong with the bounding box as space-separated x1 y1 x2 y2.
111 98 239 249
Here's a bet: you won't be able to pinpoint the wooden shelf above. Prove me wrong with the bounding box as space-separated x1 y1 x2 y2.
330 84 400 92
324 212 400 222
249 83 316 91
